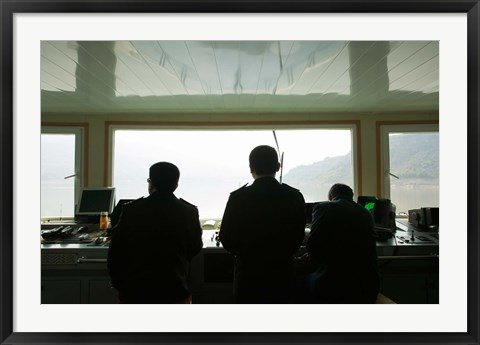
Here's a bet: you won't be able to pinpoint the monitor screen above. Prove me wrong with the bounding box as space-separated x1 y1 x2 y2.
358 196 394 230
357 195 378 225
76 188 115 215
357 196 377 213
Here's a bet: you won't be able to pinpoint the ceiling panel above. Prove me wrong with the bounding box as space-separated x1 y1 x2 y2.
390 57 439 92
41 40 439 114
286 42 348 96
310 43 351 95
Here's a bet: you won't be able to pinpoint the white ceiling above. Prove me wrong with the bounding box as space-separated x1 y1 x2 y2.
41 40 439 114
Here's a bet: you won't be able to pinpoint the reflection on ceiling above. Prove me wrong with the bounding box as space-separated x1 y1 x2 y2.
41 40 439 114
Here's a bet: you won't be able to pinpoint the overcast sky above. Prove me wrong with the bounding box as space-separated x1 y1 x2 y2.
113 129 352 177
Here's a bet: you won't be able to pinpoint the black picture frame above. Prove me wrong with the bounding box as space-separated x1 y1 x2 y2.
1 1 479 344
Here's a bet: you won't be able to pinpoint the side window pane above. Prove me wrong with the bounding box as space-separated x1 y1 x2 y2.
113 129 353 219
388 132 439 214
41 134 76 218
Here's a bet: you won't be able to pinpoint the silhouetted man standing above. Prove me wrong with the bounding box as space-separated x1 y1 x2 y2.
108 162 203 303
220 145 306 303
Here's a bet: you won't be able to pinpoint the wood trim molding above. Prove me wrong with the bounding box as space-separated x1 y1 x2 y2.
375 120 439 197
103 123 110 186
353 120 362 196
41 122 90 187
104 120 360 127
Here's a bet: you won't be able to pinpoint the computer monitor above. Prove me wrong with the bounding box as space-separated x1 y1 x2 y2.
358 196 395 239
75 187 115 216
357 196 377 213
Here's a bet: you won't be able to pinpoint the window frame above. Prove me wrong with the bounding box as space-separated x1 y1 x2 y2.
378 122 439 202
41 125 86 216
107 122 360 207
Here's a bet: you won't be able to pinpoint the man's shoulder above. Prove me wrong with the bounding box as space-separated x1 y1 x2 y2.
178 198 199 212
123 197 145 209
280 183 305 205
313 201 330 211
229 183 249 197
280 183 304 196
280 182 300 191
117 197 146 218
315 199 370 217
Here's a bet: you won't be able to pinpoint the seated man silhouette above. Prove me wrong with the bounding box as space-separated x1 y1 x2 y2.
302 183 379 303
219 145 306 303
107 162 203 303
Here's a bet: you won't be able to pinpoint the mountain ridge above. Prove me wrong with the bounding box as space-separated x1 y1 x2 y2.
282 133 439 201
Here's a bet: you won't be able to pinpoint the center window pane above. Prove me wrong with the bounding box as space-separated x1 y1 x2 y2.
113 129 353 218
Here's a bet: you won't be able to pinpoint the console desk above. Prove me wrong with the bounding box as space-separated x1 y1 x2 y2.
41 220 438 304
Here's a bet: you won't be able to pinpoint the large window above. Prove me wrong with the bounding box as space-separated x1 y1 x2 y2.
41 127 83 219
112 127 355 219
380 124 439 215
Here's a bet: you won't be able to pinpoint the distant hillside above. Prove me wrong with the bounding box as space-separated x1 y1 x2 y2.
282 133 439 200
389 133 439 180
282 153 353 201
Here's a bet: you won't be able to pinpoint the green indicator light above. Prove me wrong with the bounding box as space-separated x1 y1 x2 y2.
365 202 375 211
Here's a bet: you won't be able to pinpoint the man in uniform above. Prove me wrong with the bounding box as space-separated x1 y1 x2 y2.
107 162 203 303
303 183 379 303
219 145 306 303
